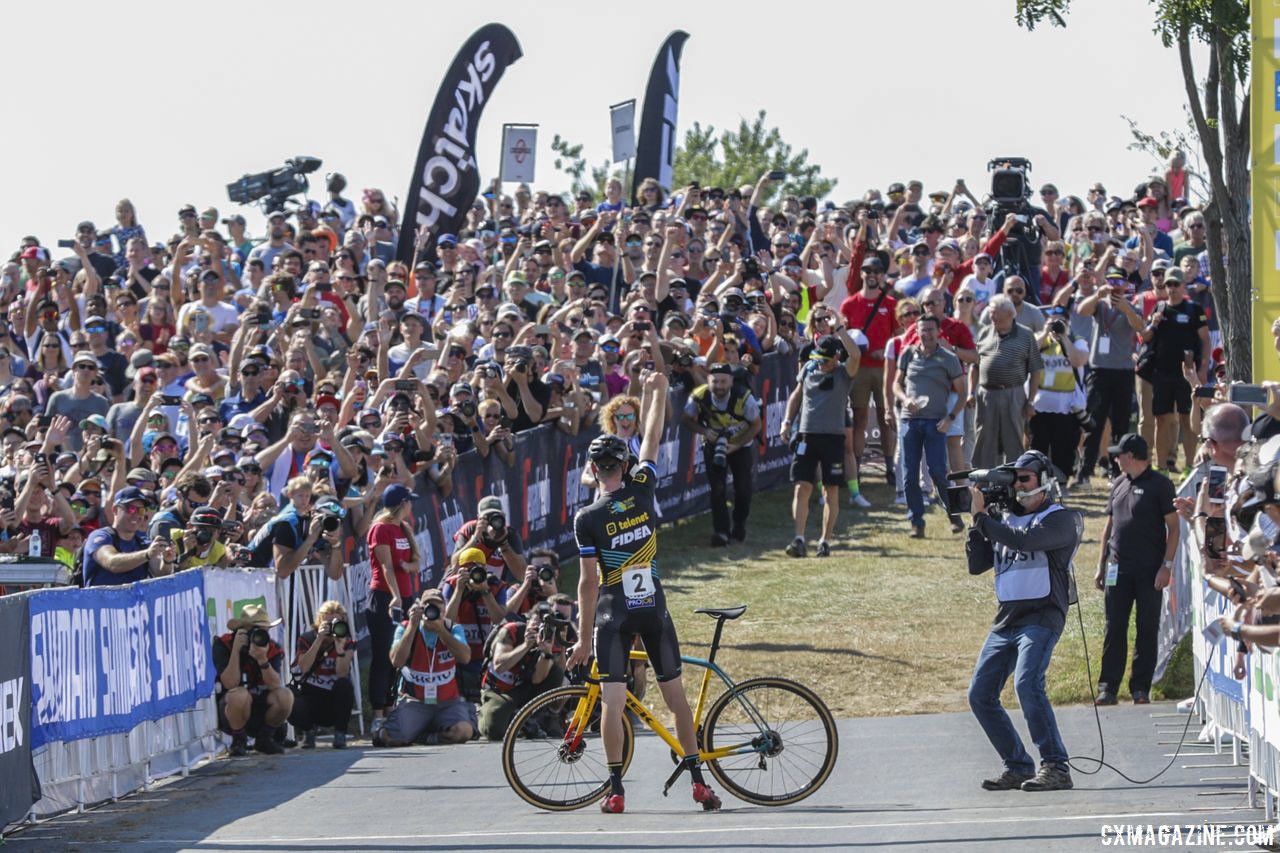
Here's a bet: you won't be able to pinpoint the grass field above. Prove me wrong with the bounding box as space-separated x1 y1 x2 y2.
561 474 1194 719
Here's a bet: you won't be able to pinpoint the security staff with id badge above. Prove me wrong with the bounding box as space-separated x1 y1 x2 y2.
1093 433 1178 706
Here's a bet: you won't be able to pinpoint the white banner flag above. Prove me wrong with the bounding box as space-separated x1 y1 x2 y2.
500 124 537 183
610 100 636 163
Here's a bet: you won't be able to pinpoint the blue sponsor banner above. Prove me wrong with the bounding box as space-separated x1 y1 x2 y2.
28 571 215 750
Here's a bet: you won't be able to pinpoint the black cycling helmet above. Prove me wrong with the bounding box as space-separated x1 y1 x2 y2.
588 434 629 467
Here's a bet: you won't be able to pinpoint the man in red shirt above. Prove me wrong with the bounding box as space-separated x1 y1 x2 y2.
840 257 896 491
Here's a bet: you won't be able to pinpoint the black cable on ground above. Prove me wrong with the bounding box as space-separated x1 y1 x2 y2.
1066 586 1211 784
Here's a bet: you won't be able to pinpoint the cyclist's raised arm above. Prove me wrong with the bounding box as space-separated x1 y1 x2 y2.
638 370 669 465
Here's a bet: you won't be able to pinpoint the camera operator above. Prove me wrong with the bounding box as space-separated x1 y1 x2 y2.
477 594 575 740
965 450 1080 792
376 589 475 747
681 363 761 547
212 604 293 756
1093 434 1178 705
440 545 514 702
288 600 356 750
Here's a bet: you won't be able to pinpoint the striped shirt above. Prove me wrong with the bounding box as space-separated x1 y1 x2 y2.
976 322 1043 388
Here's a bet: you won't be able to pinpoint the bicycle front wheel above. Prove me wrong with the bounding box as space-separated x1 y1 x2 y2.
501 685 634 811
702 676 838 806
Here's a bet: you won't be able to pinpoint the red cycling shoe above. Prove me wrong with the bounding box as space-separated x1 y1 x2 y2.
692 783 722 811
599 794 625 814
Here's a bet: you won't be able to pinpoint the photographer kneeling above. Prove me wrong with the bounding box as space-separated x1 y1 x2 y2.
289 600 356 749
213 604 293 756
376 589 475 747
965 450 1082 793
477 594 575 740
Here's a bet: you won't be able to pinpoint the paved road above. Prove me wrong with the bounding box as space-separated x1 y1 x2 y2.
7 702 1271 852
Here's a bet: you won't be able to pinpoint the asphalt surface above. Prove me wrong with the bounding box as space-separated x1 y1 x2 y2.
6 702 1273 852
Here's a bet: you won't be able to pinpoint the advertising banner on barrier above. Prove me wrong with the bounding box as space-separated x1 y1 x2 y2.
1153 473 1200 683
0 593 40 825
28 571 215 749
203 569 281 646
387 352 798 590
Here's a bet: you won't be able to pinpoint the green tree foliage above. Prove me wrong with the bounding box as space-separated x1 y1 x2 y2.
672 110 835 204
1016 0 1252 378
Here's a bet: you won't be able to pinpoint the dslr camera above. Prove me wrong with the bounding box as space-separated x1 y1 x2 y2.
535 601 576 646
481 512 508 547
469 565 500 587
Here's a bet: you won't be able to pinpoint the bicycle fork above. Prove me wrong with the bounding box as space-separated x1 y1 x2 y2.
662 754 700 797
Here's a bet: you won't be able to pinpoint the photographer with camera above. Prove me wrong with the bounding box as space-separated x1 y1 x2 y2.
376 588 475 747
440 544 515 702
453 495 528 584
506 548 565 614
1027 313 1089 487
1093 434 1178 705
965 450 1081 792
288 600 356 749
83 487 175 586
172 504 231 569
149 471 212 542
213 604 293 756
477 594 575 740
682 363 761 547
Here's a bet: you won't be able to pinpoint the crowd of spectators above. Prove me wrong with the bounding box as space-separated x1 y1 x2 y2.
0 151 1231 749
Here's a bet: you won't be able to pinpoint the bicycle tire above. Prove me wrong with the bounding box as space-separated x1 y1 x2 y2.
501 685 635 811
702 676 838 806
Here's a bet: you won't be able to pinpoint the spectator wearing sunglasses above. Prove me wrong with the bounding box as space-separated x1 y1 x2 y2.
83 487 175 587
46 352 111 451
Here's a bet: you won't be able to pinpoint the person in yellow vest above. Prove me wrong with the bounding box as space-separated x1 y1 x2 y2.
172 505 231 570
681 364 762 547
1027 313 1090 486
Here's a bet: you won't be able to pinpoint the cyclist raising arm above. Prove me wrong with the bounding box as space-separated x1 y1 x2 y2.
568 370 721 814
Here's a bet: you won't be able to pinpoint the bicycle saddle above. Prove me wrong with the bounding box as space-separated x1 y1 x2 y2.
695 605 747 620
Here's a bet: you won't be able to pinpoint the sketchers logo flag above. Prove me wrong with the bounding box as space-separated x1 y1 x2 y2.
395 23 523 262
631 31 688 202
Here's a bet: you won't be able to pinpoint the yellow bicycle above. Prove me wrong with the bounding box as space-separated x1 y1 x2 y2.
500 605 839 810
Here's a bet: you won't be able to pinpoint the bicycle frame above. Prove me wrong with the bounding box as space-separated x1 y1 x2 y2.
568 649 773 764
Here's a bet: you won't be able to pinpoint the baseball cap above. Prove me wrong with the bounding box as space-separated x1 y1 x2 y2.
814 335 843 358
80 414 108 432
221 214 246 226
1164 268 1185 284
478 495 504 516
456 547 488 567
381 483 418 509
72 351 98 368
887 182 906 194
112 486 149 507
1152 258 1172 271
1107 433 1150 460
936 238 961 254
1137 196 1159 210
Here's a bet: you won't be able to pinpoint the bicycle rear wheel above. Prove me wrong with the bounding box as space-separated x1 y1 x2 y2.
501 685 634 811
702 676 838 806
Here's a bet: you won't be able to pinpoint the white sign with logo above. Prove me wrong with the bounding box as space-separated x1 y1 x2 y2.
610 100 636 163
500 124 538 183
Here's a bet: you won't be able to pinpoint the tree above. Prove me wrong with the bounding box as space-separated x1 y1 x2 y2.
1016 0 1251 378
1121 113 1210 203
672 110 836 205
549 109 835 207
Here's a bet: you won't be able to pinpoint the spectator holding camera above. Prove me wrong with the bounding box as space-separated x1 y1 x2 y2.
82 487 175 586
682 363 760 547
376 588 474 747
506 548 566 614
1140 267 1209 473
172 505 231 569
477 594 575 740
289 600 356 750
365 483 423 735
1027 314 1089 487
213 604 293 756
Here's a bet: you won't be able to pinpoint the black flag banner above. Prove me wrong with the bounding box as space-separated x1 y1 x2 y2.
395 23 523 262
631 30 688 203
0 592 40 826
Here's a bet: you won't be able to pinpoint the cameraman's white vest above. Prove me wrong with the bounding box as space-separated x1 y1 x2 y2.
993 504 1065 602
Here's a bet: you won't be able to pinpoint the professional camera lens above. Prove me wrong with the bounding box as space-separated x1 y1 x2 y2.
331 619 350 638
424 603 441 622
321 513 341 533
469 566 488 585
249 627 271 647
538 567 555 583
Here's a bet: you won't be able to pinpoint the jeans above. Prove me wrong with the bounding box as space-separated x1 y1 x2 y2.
901 417 948 527
967 623 1069 774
